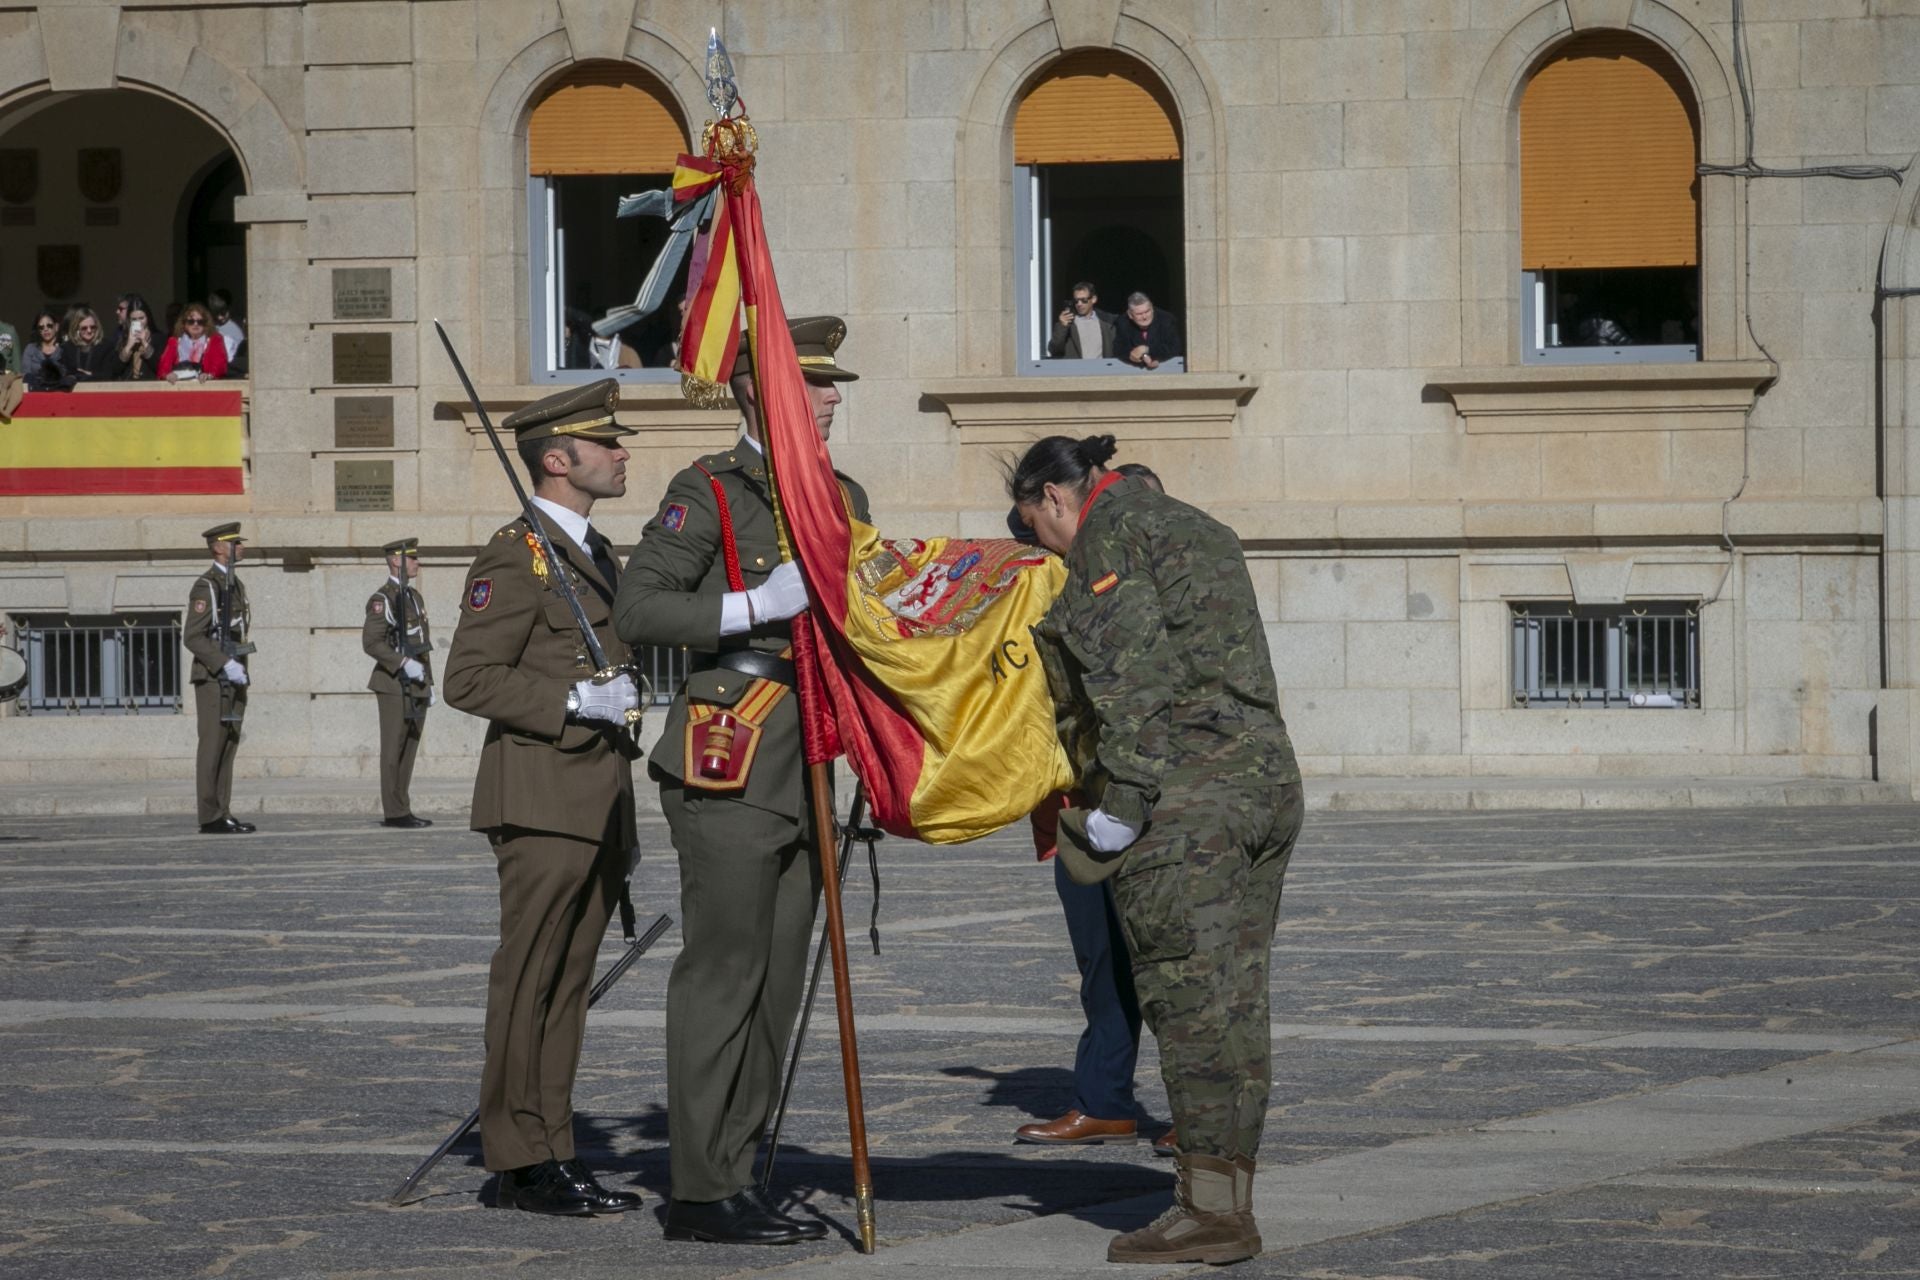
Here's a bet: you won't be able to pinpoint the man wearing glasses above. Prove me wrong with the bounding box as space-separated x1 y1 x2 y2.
1047 280 1117 360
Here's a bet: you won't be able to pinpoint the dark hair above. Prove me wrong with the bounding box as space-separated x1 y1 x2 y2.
208 289 232 312
1071 280 1096 298
1115 462 1164 493
118 292 149 313
517 433 578 487
1004 434 1118 506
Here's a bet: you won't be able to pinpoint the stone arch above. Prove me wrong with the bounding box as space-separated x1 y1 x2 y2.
956 9 1227 374
474 19 706 383
1458 0 1745 365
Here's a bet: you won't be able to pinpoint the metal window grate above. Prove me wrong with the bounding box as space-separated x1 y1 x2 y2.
631 644 691 707
18 615 184 715
1511 602 1699 708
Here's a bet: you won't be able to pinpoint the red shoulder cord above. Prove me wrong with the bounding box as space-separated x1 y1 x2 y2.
691 461 746 592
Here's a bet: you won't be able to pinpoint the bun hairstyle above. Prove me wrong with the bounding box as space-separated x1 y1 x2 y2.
1004 433 1118 506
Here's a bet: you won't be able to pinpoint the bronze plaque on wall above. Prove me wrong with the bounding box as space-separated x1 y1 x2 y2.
331 332 392 385
333 396 395 449
334 459 395 512
331 267 393 319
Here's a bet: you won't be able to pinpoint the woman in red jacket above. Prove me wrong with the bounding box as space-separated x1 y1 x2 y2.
157 302 229 381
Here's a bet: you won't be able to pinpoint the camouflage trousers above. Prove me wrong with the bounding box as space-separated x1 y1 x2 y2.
1109 781 1303 1161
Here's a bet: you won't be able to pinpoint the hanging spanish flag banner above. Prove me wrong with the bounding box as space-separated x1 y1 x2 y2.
0 390 245 496
666 118 1075 844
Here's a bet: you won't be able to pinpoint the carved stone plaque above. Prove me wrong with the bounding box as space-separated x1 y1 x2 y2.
331 267 393 320
0 207 33 227
334 459 395 512
84 206 118 227
331 332 392 385
333 396 395 449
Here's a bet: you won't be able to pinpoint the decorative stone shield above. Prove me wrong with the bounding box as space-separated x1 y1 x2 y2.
77 148 121 203
0 149 37 204
37 244 80 299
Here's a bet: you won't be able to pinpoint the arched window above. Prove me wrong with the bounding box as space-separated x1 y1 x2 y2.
1012 51 1186 374
526 61 689 380
1520 32 1700 363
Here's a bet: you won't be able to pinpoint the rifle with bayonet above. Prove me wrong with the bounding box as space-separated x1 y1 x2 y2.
214 573 253 724
391 582 432 723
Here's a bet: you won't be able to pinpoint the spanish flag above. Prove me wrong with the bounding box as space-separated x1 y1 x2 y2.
0 390 245 495
674 147 1075 844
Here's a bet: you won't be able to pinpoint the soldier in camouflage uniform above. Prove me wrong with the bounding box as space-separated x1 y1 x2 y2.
1012 434 1303 1267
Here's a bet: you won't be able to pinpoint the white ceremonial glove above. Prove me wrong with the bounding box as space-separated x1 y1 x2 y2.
400 658 425 682
570 674 639 724
1083 808 1141 854
744 560 810 624
221 659 249 686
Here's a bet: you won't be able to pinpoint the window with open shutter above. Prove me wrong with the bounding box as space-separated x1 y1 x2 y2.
1518 33 1701 364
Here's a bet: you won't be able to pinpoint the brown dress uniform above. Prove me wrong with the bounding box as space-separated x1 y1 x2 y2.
442 386 639 1176
362 539 434 822
181 523 251 826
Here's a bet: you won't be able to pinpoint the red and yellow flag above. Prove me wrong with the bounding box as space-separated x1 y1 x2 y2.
0 390 245 495
673 139 1074 844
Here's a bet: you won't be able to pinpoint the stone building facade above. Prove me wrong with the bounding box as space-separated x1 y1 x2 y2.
3 0 1919 801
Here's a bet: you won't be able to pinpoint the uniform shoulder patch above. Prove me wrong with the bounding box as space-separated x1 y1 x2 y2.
192 597 208 614
1090 571 1120 596
661 502 688 532
468 579 493 611
368 596 386 617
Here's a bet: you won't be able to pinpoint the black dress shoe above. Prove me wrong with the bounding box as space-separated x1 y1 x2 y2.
558 1158 641 1214
663 1190 816 1244
199 817 256 834
744 1185 827 1240
381 815 433 829
495 1159 596 1216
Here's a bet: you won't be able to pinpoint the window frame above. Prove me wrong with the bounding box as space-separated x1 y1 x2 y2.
526 174 684 387
1509 600 1701 709
18 613 184 716
1519 270 1700 366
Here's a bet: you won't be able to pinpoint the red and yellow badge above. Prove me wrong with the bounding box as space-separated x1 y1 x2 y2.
192 597 208 614
368 597 385 617
523 532 550 585
1090 571 1120 596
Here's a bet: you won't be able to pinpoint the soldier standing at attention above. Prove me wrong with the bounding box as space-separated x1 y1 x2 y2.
182 522 255 834
442 380 644 1218
362 536 434 829
1011 434 1303 1267
614 316 865 1246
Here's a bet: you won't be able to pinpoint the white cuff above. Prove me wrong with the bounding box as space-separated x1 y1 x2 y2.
718 591 752 637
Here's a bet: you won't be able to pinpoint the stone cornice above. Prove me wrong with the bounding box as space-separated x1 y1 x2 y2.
921 373 1258 442
429 382 737 450
1426 361 1779 434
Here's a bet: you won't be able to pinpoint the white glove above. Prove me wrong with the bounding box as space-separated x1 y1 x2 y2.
1083 808 1141 854
221 659 249 686
571 674 639 724
744 560 810 624
401 658 425 682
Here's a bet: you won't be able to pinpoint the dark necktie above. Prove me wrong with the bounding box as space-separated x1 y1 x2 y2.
587 531 618 593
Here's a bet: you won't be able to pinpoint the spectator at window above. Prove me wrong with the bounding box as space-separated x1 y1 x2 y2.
1116 293 1182 369
1047 281 1117 360
158 303 230 382
0 319 17 376
117 299 159 381
208 289 246 374
22 310 68 392
60 308 116 387
650 296 690 369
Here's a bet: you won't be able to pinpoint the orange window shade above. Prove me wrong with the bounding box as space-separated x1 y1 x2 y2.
1520 33 1699 270
1014 50 1181 165
529 63 687 177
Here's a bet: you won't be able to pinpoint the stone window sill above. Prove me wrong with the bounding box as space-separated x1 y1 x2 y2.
922 373 1258 442
1426 361 1777 434
432 382 737 450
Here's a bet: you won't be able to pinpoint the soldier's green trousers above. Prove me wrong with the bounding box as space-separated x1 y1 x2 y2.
660 781 823 1202
1110 781 1303 1161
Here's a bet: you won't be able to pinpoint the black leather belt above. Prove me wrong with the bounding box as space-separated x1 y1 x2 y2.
711 649 796 687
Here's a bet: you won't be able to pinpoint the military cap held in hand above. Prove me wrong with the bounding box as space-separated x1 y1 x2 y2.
382 537 419 556
202 522 244 543
731 315 858 382
500 378 634 442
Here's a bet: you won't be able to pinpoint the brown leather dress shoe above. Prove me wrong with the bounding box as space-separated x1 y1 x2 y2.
1015 1110 1138 1145
1152 1126 1179 1157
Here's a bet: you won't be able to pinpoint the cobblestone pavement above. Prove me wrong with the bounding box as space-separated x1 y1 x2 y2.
1 805 1917 1278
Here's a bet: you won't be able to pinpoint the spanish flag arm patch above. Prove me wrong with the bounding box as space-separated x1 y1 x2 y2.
1090 571 1120 596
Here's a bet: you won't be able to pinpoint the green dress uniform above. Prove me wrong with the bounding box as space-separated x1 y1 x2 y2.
181 523 251 827
362 539 434 822
441 384 639 1178
613 321 867 1207
1042 473 1303 1259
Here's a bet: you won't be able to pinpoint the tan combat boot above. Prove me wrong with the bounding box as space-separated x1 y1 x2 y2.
1107 1153 1261 1265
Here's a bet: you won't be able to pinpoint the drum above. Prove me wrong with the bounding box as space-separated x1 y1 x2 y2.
0 646 25 703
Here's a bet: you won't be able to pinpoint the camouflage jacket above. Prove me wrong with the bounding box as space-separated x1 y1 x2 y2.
1038 475 1299 826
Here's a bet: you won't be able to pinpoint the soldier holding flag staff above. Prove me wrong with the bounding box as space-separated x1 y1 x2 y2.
363 536 434 829
182 521 255 834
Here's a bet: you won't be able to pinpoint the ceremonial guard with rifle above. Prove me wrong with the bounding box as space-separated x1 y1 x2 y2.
442 378 646 1218
614 316 866 1245
362 536 435 829
182 521 256 835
